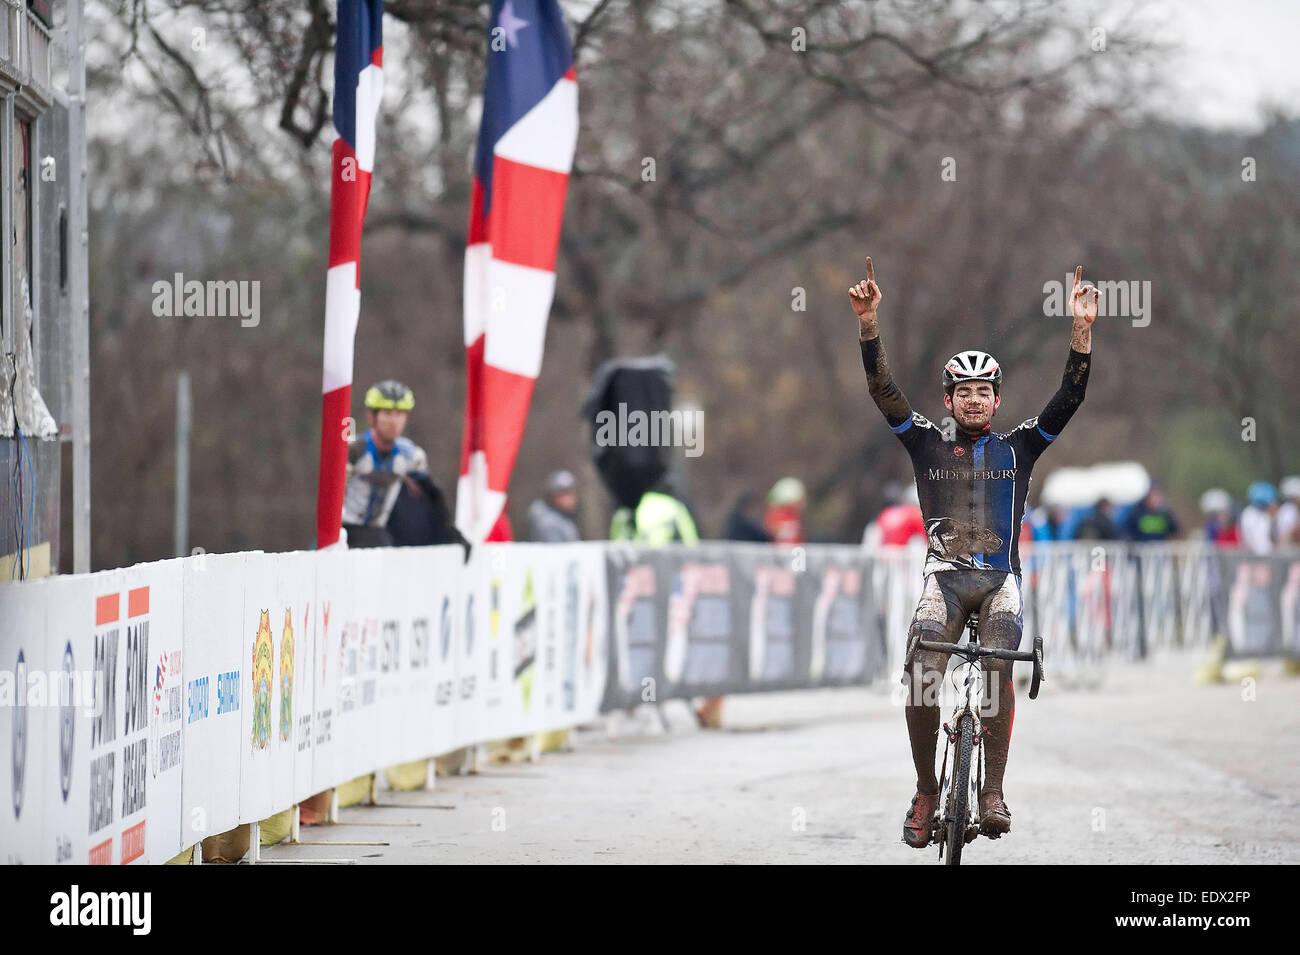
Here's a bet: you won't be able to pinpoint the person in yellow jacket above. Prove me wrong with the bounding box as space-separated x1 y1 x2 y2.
610 489 699 544
610 488 725 727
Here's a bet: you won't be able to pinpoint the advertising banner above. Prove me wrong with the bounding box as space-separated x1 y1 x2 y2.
806 546 885 686
603 545 662 711
0 575 49 864
181 552 246 851
40 574 95 864
124 559 185 864
75 561 183 864
238 552 314 823
312 547 381 790
1216 551 1290 657
563 544 608 727
436 546 475 756
393 547 449 763
602 544 886 706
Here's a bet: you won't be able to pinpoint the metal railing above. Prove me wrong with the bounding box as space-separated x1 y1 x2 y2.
0 2 53 95
0 1 15 72
24 4 49 93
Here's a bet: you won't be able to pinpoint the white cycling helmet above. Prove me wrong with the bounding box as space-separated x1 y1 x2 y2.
1280 476 1300 500
1199 488 1232 514
943 350 1002 392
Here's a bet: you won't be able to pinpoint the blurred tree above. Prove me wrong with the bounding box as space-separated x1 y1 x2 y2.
82 0 1296 565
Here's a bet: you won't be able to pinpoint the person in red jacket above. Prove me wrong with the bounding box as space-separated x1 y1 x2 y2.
763 477 807 544
877 485 926 545
1200 488 1240 547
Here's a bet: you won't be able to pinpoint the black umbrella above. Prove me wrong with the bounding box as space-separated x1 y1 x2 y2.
582 355 677 510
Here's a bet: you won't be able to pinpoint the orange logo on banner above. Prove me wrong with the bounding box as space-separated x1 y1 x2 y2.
95 594 119 625
127 587 149 617
121 821 146 864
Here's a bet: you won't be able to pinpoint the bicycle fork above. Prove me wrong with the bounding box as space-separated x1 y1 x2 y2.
934 668 987 853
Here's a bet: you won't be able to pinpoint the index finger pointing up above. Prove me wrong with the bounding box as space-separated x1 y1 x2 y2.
866 256 875 284
1073 265 1082 291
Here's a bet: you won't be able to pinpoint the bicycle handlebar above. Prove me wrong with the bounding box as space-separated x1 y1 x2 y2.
914 635 1045 699
915 641 1035 662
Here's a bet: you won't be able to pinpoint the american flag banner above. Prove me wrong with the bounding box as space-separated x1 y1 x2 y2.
457 0 579 542
316 0 384 549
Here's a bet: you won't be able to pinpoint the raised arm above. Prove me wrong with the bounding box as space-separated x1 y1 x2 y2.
1038 265 1098 437
850 256 913 429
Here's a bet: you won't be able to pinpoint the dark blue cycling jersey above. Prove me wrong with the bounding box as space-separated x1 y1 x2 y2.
862 339 1090 577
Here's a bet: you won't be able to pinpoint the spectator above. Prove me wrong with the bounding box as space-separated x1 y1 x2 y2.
1199 488 1239 547
724 491 773 542
1239 481 1279 555
1277 476 1300 548
763 477 806 545
1031 504 1070 541
1075 497 1120 540
1123 485 1181 542
610 481 699 544
875 483 926 545
342 380 467 555
528 470 581 542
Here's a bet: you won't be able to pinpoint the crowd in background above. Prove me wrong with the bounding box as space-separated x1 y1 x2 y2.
847 477 1300 555
524 467 1300 557
288 377 1300 561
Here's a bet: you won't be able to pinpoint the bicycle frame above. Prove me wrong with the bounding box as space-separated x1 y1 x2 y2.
932 617 985 855
917 615 1044 862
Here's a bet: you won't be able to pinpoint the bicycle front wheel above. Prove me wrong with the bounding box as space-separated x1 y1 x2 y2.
945 714 974 865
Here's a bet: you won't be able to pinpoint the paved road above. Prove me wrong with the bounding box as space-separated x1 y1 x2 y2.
260 649 1300 864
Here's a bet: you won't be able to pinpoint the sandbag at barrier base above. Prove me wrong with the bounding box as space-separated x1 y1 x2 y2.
485 737 536 764
1222 660 1264 683
436 746 475 776
539 728 573 752
487 731 578 760
694 697 725 729
258 808 293 846
486 734 574 763
337 774 374 808
1193 636 1228 685
385 760 430 792
299 790 333 825
202 826 251 863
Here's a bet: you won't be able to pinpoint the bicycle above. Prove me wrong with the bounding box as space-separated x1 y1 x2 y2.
916 614 1044 865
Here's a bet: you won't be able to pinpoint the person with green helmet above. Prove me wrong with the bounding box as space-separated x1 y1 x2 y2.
763 477 807 545
342 379 466 553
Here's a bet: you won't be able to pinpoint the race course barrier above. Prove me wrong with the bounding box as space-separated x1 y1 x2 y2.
2 540 1296 863
0 544 609 865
